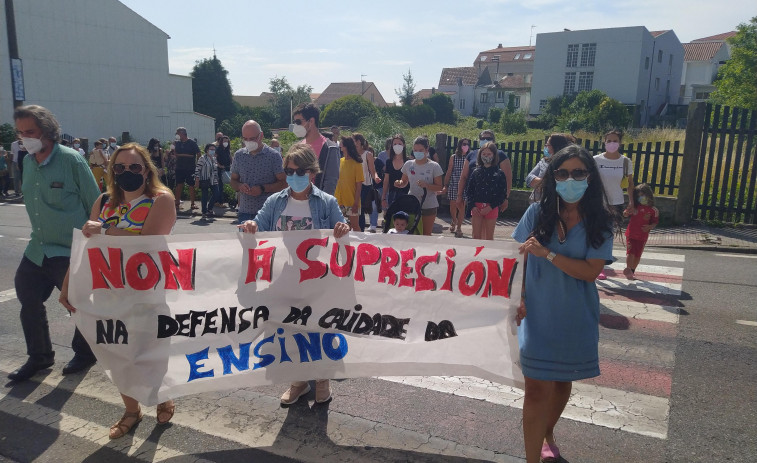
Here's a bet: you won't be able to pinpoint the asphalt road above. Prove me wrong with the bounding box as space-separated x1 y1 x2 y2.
0 202 755 463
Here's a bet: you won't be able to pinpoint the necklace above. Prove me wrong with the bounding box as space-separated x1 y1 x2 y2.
557 220 567 244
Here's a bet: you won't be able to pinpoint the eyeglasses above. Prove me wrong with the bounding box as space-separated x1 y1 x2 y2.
284 167 309 176
113 163 145 174
554 168 589 181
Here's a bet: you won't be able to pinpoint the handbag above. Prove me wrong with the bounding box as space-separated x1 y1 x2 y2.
620 157 630 190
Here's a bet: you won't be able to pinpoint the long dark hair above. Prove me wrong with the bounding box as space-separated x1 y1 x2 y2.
390 133 407 162
147 138 161 155
341 136 362 163
455 138 471 156
633 183 655 207
535 145 616 249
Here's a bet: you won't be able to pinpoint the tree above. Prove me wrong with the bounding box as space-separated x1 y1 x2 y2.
321 95 379 127
395 69 416 106
269 76 313 128
422 93 455 124
712 16 757 110
537 90 630 132
218 105 277 139
0 123 15 150
190 56 236 130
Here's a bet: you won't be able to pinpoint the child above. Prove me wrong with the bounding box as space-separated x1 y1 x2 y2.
194 143 219 220
388 211 410 234
623 184 658 280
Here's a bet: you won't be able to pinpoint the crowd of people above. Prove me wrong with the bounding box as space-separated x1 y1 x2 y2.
7 104 661 463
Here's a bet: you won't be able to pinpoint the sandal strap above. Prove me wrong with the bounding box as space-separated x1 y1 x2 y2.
110 409 142 438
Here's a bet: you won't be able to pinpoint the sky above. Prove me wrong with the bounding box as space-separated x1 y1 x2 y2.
119 0 752 104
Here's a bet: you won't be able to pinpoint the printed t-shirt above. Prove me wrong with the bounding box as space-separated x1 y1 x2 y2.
594 153 633 206
275 197 312 231
401 160 444 209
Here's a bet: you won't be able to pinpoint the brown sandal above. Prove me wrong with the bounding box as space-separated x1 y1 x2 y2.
156 400 175 424
109 408 143 439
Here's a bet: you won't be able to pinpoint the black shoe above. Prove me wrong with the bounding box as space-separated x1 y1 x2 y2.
8 359 55 381
62 356 96 375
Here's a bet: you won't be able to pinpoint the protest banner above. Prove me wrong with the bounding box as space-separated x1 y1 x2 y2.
68 230 524 405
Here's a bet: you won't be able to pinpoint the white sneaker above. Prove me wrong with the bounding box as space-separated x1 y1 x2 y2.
368 226 376 233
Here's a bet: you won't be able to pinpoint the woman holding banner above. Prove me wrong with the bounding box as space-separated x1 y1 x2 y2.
512 145 616 463
59 142 177 439
239 143 350 404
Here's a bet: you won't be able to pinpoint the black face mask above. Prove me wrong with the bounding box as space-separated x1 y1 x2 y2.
115 171 144 192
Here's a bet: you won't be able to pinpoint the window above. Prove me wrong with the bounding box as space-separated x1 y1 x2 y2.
665 80 670 95
370 93 375 103
492 55 500 62
580 43 596 67
695 91 710 100
513 96 521 108
563 72 576 95
459 99 466 109
480 93 488 103
658 50 663 63
514 53 520 60
539 99 548 111
524 53 532 59
655 77 660 90
645 57 650 69
566 44 579 67
496 91 505 102
578 72 594 92
668 54 673 74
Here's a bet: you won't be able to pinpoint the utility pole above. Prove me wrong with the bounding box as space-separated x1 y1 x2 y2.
5 0 25 107
529 25 536 47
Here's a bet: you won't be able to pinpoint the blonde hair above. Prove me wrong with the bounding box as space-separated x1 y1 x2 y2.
106 142 172 206
283 143 321 174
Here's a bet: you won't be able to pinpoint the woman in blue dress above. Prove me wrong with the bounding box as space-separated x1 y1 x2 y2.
512 145 616 463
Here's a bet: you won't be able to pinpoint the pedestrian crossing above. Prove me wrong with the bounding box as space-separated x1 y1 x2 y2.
381 250 686 440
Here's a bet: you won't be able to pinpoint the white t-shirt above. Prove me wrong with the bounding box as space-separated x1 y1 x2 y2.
594 153 633 206
275 198 313 231
401 160 444 209
361 152 373 186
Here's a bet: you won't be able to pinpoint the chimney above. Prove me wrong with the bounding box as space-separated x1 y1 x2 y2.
498 43 502 48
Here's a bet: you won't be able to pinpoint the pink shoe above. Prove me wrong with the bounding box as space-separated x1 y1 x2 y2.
597 270 607 280
541 441 561 462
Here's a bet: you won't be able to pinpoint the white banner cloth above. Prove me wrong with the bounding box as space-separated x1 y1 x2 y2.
69 230 524 405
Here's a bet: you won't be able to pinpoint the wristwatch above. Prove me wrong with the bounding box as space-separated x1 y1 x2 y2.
546 251 556 263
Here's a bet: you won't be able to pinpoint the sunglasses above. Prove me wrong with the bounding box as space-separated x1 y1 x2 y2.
284 167 309 176
554 168 589 181
113 163 145 175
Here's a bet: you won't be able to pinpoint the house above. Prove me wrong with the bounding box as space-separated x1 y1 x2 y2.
233 92 275 108
529 26 684 126
477 71 532 116
679 32 736 104
437 67 477 116
473 44 535 116
0 0 214 145
313 82 388 108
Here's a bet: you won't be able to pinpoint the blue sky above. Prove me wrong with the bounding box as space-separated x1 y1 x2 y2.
119 0 752 104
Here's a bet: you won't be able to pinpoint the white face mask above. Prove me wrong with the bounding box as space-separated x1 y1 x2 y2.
292 123 307 138
110 142 117 148
73 143 80 149
393 144 404 155
223 142 229 148
244 140 259 151
175 134 181 142
21 137 44 155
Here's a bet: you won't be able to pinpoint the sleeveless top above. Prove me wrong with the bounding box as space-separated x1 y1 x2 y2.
98 194 156 234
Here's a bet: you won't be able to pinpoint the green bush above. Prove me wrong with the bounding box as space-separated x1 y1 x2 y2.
321 95 379 127
422 93 455 124
488 108 502 123
1 123 16 150
357 112 410 150
501 110 528 134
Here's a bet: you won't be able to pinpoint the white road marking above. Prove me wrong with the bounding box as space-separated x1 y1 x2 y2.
379 376 669 439
0 351 521 463
736 320 757 327
607 261 684 276
0 289 17 303
0 203 25 207
16 237 30 241
600 298 680 324
597 278 682 296
613 250 686 262
715 253 757 259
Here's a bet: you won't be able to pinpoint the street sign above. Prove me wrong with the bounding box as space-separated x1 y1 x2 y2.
11 58 25 101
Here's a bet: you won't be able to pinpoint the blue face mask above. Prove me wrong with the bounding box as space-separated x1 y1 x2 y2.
286 173 311 193
413 151 426 160
555 178 589 203
543 146 551 157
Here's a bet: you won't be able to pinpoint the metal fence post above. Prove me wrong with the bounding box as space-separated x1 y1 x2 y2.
675 102 706 224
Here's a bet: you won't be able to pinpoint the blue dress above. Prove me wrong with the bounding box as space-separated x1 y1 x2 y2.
512 203 613 382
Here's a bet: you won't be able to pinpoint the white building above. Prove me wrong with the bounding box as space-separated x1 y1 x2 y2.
679 32 735 105
438 67 477 116
529 26 684 126
0 0 214 147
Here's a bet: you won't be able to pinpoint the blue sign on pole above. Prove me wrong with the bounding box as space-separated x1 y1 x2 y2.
11 58 25 101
